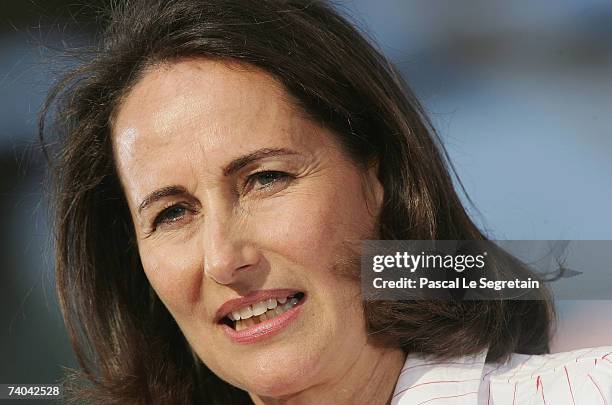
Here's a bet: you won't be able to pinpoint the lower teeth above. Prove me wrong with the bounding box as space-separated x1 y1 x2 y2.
233 295 301 331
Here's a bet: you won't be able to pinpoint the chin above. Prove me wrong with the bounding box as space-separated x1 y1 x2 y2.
229 346 322 398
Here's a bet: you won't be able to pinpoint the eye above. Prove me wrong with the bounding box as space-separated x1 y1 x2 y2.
245 170 292 193
153 204 188 227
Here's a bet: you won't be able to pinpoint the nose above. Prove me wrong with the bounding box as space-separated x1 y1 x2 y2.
201 207 260 285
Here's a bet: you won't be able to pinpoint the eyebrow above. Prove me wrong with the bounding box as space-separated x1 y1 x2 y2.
137 147 299 215
222 147 299 176
138 185 188 215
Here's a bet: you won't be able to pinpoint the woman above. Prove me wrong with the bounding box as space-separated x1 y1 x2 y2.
42 0 611 404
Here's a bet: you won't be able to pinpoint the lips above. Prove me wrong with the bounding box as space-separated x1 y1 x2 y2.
216 290 306 344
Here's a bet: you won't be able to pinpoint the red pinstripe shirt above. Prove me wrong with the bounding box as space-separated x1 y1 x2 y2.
392 346 612 404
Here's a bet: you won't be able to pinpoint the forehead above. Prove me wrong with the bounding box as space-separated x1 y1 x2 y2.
111 59 328 200
113 59 305 152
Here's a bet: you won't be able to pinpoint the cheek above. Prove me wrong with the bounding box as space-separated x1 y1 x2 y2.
256 172 372 275
138 241 203 312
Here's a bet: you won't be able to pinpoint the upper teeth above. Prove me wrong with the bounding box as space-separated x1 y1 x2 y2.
229 295 298 321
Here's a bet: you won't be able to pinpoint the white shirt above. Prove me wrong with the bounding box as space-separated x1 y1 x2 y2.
392 346 612 404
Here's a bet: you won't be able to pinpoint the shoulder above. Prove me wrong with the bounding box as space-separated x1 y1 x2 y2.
392 346 612 405
485 346 612 404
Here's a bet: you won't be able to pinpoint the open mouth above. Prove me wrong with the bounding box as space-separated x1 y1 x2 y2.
220 292 305 331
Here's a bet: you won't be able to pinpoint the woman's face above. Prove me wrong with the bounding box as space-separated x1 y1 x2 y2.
112 59 383 397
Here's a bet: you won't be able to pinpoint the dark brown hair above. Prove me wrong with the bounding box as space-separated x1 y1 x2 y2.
41 0 554 403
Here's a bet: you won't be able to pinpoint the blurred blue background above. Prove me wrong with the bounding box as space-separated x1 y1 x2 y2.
1 0 610 391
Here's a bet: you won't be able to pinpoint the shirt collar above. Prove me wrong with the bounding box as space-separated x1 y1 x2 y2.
391 349 489 405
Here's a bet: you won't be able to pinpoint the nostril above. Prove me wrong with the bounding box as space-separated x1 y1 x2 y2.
203 249 260 285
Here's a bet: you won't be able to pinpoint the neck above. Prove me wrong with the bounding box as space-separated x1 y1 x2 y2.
249 345 406 405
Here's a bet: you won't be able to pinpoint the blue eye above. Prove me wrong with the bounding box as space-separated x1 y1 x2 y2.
252 171 287 187
155 205 186 226
243 170 293 194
